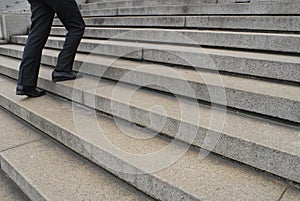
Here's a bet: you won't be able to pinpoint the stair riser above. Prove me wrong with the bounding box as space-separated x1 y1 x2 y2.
54 16 186 27
81 8 118 16
80 0 216 10
80 2 300 16
0 62 299 183
186 16 300 32
54 16 300 32
8 37 300 123
51 27 300 54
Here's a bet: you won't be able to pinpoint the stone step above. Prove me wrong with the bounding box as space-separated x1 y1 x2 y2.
79 1 300 16
0 1 29 13
5 2 29 9
0 57 299 183
0 0 27 11
10 35 300 83
1 44 299 123
0 107 153 200
50 27 300 54
0 8 30 13
80 0 216 10
0 74 297 201
0 169 29 200
86 0 296 3
87 0 132 2
11 36 300 82
53 15 300 32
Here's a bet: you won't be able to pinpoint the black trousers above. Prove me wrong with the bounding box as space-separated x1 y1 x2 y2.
17 0 85 87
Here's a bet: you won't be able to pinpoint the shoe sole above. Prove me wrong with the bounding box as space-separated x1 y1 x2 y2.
52 75 82 83
16 91 46 97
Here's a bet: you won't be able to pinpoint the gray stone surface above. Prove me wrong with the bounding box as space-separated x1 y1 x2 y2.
53 15 300 32
0 75 290 201
107 2 300 16
0 107 42 152
0 21 2 39
7 37 300 123
53 16 186 27
0 13 30 41
80 0 217 10
281 186 300 201
0 100 153 200
80 2 300 17
0 0 27 11
50 27 300 53
81 7 118 16
0 60 299 183
10 35 300 83
0 170 29 201
186 15 300 32
0 138 153 201
1 44 300 124
13 37 300 82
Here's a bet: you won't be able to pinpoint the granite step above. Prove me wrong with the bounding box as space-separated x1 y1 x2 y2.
85 0 297 3
53 15 300 32
0 107 153 200
79 1 300 16
5 2 29 9
0 44 299 123
10 35 300 82
0 74 297 201
86 0 133 2
80 0 216 10
50 27 300 53
0 0 27 11
0 58 299 183
0 169 29 200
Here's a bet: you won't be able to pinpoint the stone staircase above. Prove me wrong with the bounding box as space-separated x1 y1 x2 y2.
0 0 299 200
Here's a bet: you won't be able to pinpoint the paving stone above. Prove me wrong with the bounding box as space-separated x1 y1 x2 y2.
281 186 300 201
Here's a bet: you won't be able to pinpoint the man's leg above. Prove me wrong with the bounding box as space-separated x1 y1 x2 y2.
50 0 85 73
17 0 55 88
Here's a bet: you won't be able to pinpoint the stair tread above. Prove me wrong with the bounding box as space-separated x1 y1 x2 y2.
7 36 300 122
0 55 299 183
0 169 29 201
1 44 299 102
6 38 300 103
79 1 300 16
50 26 300 54
0 108 153 200
11 35 300 84
52 15 300 32
0 75 290 201
13 35 300 65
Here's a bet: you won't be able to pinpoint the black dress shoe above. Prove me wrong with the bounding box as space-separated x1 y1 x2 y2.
16 86 46 97
52 70 82 82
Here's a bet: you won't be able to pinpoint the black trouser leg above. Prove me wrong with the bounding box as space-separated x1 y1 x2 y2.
17 0 55 87
51 0 85 72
